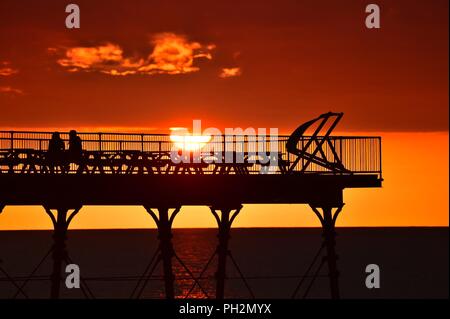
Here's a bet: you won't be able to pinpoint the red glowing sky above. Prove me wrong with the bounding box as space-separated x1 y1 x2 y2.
0 0 448 133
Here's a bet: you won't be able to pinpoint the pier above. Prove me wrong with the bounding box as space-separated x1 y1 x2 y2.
0 113 382 299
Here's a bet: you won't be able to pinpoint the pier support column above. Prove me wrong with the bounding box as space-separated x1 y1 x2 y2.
210 205 243 299
144 206 181 299
310 204 343 299
44 205 82 299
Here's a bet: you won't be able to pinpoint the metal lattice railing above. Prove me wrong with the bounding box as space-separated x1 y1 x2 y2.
0 130 381 177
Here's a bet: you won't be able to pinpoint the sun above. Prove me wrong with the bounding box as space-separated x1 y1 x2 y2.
170 127 211 151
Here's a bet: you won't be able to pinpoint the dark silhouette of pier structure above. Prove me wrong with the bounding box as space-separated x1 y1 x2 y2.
0 113 382 299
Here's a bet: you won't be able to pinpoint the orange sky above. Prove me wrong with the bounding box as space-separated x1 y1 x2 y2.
0 1 448 229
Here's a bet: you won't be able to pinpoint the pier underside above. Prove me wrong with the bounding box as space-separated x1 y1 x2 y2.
0 174 380 207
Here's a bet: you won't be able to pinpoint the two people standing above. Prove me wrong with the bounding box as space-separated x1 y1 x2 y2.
47 130 83 172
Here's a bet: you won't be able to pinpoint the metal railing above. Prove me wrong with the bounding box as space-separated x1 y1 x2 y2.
0 130 381 177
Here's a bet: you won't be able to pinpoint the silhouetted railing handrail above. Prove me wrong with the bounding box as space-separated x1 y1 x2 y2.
0 130 382 177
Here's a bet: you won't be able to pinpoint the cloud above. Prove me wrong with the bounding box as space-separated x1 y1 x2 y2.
219 67 242 78
0 86 24 95
57 43 123 70
54 33 215 76
0 61 18 76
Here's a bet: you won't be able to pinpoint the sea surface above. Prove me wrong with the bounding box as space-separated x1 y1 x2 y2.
0 227 448 299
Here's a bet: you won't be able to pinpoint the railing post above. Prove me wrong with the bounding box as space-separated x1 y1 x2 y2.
141 134 144 152
98 133 102 151
301 137 305 170
10 131 13 151
378 137 382 180
223 134 226 155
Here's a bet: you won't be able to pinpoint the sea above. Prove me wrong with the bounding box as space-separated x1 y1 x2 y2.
0 227 448 299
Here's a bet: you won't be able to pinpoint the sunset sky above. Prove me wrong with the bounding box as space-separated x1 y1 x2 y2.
0 0 448 229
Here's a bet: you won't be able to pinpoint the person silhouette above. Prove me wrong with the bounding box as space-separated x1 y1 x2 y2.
68 130 83 164
47 132 65 173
